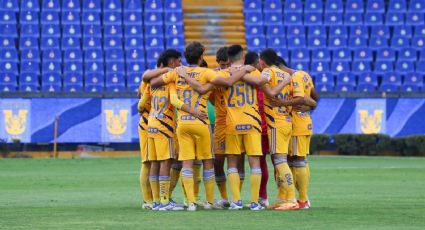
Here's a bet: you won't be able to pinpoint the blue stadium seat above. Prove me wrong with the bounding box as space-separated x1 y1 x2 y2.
333 48 352 61
147 59 159 69
1 37 15 49
164 12 183 25
0 24 17 38
104 25 123 37
20 72 39 85
366 0 385 13
284 12 303 25
409 0 425 13
41 12 60 24
344 13 363 25
42 73 62 89
331 61 350 74
245 12 264 25
375 61 394 74
308 36 326 48
345 0 364 13
305 0 323 12
124 12 143 25
85 73 105 87
64 61 83 74
0 73 17 85
21 24 40 38
106 73 125 85
308 26 326 38
364 12 383 25
64 72 83 84
85 84 104 93
266 25 285 37
328 37 347 50
264 12 283 25
125 25 144 37
126 49 145 62
274 48 289 60
41 24 60 38
21 49 40 62
103 0 122 12
0 83 17 92
393 25 412 37
263 0 282 12
82 12 101 25
336 73 356 90
311 61 330 74
398 48 417 61
145 12 163 25
406 12 424 25
83 37 102 50
326 0 343 13
42 61 61 73
244 0 262 12
316 83 334 92
164 0 182 12
42 84 62 92
349 26 368 38
85 61 104 73
166 24 184 37
369 37 388 50
391 36 410 50
19 37 38 49
20 11 39 25
43 49 61 62
286 25 305 37
63 25 82 37
304 12 323 25
402 73 423 92
83 25 102 37
125 36 144 50
287 36 306 48
64 49 83 62
352 61 371 74
127 83 140 92
1 61 19 75
396 61 415 74
380 72 401 92
3 0 19 12
420 50 425 60
291 48 310 62
166 37 185 49
146 36 164 48
62 11 81 25
19 83 40 92
358 73 377 92
324 12 343 25
376 48 396 61
145 0 163 12
0 49 18 63
417 61 425 74
0 11 16 24
63 0 81 12
386 12 405 26
412 37 425 50
83 0 101 12
312 49 331 61
144 25 163 37
284 0 302 13
127 62 145 75
353 48 373 61
414 25 425 37
103 12 122 25
42 0 61 12
105 49 124 62
388 0 407 12
329 26 348 38
63 83 84 93
103 37 123 50
247 37 266 50
315 73 335 92
62 37 81 50
145 47 162 62
291 61 310 72
371 25 390 39
124 0 143 12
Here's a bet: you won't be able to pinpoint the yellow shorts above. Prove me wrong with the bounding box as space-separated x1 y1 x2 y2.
268 126 292 155
214 124 226 154
290 135 311 157
225 133 262 156
138 127 148 163
147 137 175 161
177 124 213 161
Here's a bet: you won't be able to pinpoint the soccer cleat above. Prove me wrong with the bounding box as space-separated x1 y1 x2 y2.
274 202 299 211
187 203 197 211
228 200 243 210
259 198 270 208
250 202 265 211
214 198 230 209
158 202 185 211
170 198 186 209
298 200 311 209
142 203 152 210
151 202 160 211
268 199 285 209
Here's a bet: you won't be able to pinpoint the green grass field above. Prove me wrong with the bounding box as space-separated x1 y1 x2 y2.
1 156 424 230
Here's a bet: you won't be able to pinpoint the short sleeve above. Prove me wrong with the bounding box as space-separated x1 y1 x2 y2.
292 72 305 97
261 68 272 82
162 70 176 84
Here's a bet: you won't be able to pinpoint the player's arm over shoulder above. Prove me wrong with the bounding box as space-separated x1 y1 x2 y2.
150 70 175 88
177 67 215 95
209 67 248 87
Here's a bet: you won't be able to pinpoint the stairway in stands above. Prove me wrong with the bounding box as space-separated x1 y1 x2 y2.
182 0 246 68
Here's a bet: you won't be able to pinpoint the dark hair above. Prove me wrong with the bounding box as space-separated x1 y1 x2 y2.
227 45 243 62
161 49 181 67
216 46 229 62
156 52 165 68
184 42 205 65
275 56 288 67
200 59 208 68
244 51 259 65
260 48 278 66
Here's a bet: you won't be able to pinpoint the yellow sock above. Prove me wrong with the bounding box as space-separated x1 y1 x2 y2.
169 164 181 198
293 160 309 202
239 173 245 192
203 169 215 203
159 176 171 205
140 163 152 204
216 176 228 200
193 161 202 201
149 176 160 203
181 168 196 204
250 168 262 203
227 168 241 202
274 155 296 201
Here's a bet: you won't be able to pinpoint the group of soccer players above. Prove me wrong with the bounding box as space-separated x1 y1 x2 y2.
137 41 318 211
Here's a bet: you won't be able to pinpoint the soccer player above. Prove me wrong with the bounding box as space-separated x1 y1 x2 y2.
150 42 250 211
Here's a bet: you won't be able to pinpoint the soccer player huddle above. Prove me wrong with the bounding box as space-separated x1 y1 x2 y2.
137 42 318 211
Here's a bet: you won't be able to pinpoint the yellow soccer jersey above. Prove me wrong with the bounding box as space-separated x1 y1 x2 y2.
211 87 227 126
142 83 176 139
138 82 151 131
162 66 217 125
291 71 314 136
222 68 262 134
262 66 292 128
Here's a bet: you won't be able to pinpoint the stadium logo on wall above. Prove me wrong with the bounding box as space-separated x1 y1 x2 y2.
0 99 31 142
104 110 129 135
358 110 384 134
356 99 386 134
101 99 132 142
3 110 28 136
